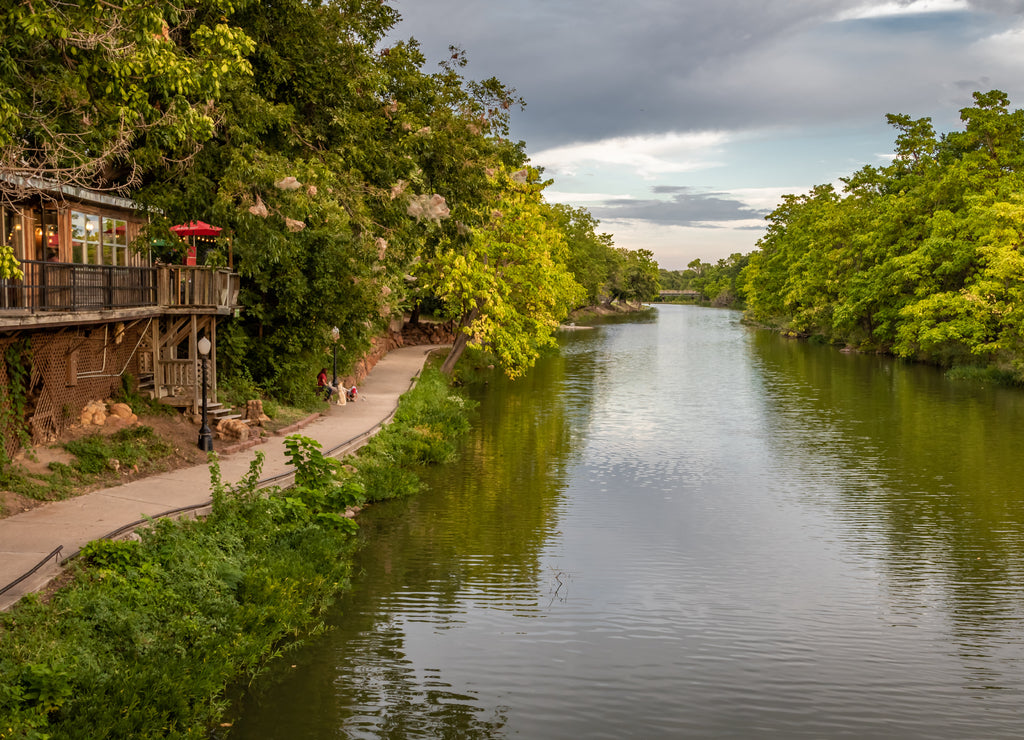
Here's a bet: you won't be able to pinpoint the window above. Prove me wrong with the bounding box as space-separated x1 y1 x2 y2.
1 207 24 260
34 208 60 261
103 217 128 265
71 211 101 264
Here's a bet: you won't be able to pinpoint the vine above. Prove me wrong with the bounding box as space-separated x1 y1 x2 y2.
0 338 33 468
0 242 23 281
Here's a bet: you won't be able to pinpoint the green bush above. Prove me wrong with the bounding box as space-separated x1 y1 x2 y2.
0 451 358 739
0 368 474 738
350 367 474 501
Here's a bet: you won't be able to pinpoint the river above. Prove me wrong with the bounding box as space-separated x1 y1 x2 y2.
228 304 1024 738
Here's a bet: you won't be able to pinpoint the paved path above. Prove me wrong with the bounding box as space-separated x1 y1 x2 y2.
0 345 443 611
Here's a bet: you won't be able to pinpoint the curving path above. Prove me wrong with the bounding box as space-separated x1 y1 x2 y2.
0 345 443 611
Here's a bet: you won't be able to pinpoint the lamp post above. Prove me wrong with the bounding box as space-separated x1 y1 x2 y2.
197 335 213 451
331 326 340 386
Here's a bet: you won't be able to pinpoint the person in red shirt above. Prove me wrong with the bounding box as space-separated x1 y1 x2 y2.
316 368 336 401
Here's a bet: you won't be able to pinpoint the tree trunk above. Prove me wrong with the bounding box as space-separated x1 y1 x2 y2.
440 309 478 376
440 330 470 376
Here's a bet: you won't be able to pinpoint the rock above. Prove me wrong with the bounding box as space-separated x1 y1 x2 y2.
109 402 133 419
216 418 250 441
243 400 271 426
80 400 108 426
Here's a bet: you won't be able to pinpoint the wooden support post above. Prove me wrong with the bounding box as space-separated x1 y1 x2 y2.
190 315 199 413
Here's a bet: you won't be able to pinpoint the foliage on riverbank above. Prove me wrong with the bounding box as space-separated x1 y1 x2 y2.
0 368 472 739
658 254 750 308
1 0 659 397
741 91 1024 379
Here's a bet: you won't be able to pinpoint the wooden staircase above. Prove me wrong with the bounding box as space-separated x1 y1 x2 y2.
136 372 242 424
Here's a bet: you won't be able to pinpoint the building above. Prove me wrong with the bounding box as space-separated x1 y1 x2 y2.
0 178 240 457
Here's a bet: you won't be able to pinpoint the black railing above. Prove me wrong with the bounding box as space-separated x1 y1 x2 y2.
0 261 155 311
0 262 239 314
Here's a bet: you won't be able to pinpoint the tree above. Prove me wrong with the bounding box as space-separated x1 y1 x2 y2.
548 203 617 306
0 0 254 203
741 89 1024 378
426 167 585 377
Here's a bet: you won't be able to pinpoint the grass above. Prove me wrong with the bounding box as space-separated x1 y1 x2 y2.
946 365 1024 387
0 367 475 739
0 426 176 503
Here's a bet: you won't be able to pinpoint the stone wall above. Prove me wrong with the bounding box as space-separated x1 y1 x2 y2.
339 320 455 388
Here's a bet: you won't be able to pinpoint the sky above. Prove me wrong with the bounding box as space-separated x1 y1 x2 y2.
385 0 1024 270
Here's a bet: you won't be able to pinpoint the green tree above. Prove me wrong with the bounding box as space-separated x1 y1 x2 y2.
426 167 585 377
548 204 618 306
609 248 659 304
0 0 254 201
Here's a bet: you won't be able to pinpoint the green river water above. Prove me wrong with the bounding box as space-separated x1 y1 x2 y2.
227 305 1024 738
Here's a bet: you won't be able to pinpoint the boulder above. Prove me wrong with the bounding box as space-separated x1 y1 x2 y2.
216 418 250 442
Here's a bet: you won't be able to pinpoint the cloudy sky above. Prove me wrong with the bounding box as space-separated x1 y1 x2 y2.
386 0 1024 270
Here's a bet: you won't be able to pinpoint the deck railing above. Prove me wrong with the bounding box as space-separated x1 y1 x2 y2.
0 262 239 313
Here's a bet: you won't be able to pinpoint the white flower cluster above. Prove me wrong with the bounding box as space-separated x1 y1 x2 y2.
248 195 268 218
407 193 450 223
275 176 302 191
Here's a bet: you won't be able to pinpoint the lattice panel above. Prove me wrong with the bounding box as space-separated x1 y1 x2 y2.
1 320 151 455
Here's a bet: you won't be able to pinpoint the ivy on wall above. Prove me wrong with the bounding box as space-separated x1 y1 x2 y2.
0 339 33 466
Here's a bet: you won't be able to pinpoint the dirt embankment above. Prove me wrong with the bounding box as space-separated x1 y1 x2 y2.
0 322 455 520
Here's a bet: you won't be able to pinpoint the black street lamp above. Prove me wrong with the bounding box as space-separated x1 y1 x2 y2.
197 335 213 451
331 326 340 386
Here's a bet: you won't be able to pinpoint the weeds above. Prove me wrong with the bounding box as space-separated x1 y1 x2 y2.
114 375 177 418
351 367 475 501
0 427 177 503
0 366 475 739
64 426 173 476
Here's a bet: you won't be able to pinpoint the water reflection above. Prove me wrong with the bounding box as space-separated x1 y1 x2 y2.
747 328 1024 693
230 305 1024 739
229 331 588 739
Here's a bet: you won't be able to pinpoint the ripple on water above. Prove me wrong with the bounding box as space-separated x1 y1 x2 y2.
230 307 1024 739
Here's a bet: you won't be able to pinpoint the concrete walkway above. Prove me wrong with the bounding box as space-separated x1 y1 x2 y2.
0 345 443 611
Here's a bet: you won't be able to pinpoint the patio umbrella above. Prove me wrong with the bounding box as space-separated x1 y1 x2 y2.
170 221 222 237
170 222 222 265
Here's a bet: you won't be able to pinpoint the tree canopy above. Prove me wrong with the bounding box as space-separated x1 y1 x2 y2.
741 90 1024 378
2 0 657 398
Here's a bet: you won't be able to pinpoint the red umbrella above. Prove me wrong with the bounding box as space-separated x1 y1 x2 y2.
170 221 222 236
170 221 222 266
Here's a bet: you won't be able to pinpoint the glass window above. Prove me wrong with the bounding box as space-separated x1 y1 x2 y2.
36 208 59 261
103 217 128 265
1 207 24 260
71 211 86 263
71 211 100 263
85 214 100 263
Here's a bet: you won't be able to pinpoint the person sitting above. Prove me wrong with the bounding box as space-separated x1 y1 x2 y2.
346 385 358 403
316 368 336 401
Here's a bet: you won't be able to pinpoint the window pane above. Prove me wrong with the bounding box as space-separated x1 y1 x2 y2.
85 214 100 263
41 209 59 261
71 211 87 263
103 218 127 246
1 207 24 259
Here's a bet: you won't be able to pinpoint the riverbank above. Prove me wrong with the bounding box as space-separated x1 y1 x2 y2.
568 301 654 322
0 361 474 738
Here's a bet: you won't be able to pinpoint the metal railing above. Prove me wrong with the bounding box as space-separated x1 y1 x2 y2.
0 262 239 313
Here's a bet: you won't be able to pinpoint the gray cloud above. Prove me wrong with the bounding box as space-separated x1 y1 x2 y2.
589 187 769 226
389 0 1024 150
